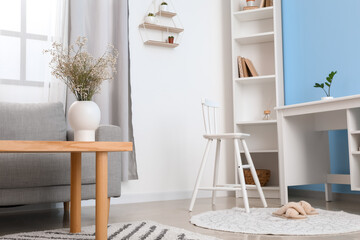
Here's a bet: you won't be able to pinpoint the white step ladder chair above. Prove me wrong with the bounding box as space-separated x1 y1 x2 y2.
189 98 267 213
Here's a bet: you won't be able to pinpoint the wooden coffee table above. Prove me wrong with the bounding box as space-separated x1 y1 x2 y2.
0 140 133 240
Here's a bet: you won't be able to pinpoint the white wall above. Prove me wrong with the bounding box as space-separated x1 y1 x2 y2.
118 0 234 203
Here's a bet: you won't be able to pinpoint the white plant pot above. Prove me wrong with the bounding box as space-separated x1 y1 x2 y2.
160 5 168 11
145 16 156 24
68 101 101 142
321 96 334 101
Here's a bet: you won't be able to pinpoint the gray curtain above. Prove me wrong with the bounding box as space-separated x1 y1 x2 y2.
68 0 138 180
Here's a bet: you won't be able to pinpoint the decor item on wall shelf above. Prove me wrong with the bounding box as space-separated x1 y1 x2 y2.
160 2 168 11
45 37 118 141
246 0 255 6
145 13 157 24
139 0 184 48
243 6 259 10
263 110 271 120
243 0 259 11
314 70 338 100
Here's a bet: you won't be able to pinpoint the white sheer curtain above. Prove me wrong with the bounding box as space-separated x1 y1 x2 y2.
68 0 138 181
48 0 69 106
0 0 68 104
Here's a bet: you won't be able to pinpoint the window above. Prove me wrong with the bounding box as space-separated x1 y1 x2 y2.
0 0 58 103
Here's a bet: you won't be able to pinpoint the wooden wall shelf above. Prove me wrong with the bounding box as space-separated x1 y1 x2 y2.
156 11 177 18
139 23 184 34
144 40 179 48
139 1 183 48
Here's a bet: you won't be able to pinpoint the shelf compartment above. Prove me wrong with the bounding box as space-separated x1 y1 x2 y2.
234 31 274 45
233 7 274 21
139 23 184 34
240 149 278 153
237 120 277 125
236 123 278 152
156 11 177 18
144 40 179 48
235 75 275 84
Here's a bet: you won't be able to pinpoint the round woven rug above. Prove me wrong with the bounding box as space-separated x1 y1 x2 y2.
190 208 360 236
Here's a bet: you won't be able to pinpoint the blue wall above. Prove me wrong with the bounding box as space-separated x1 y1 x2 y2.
282 0 360 194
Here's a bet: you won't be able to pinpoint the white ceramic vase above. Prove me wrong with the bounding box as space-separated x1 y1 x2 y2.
321 96 334 100
160 5 168 11
68 101 101 142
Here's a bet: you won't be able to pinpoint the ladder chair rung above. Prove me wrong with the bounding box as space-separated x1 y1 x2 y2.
241 164 251 169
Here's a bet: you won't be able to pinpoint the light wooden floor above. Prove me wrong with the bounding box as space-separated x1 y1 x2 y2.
1 195 360 239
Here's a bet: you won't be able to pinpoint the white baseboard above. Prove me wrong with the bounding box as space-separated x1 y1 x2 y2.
0 191 229 213
83 190 229 206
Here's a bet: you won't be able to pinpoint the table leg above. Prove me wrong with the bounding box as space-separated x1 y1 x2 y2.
96 152 108 240
70 152 82 233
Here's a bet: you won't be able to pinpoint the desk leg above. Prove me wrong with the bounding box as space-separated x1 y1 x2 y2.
96 152 108 240
325 183 333 202
280 187 288 205
70 152 82 233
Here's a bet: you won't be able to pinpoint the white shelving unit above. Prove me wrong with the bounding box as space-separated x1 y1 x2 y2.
230 0 284 199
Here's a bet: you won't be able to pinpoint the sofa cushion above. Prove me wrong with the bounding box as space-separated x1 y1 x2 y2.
0 102 67 141
0 102 69 188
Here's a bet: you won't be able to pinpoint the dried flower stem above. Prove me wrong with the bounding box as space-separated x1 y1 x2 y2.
44 36 119 101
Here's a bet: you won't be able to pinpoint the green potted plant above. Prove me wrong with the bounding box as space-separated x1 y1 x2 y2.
160 2 168 11
314 71 337 100
45 37 118 141
168 36 174 44
145 13 156 24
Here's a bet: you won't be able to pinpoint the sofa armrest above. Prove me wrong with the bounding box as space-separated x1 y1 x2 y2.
67 125 122 142
95 125 122 141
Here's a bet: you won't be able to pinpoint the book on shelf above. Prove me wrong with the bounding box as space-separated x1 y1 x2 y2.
237 56 258 78
265 0 273 7
260 0 272 8
237 56 244 78
260 0 265 8
241 57 249 78
244 58 258 77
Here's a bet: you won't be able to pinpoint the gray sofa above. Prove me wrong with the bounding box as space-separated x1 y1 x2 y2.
0 102 122 206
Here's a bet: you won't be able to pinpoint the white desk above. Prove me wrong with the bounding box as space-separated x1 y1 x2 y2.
276 95 360 205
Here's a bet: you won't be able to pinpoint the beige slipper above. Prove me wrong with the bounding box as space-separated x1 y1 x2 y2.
299 200 318 215
272 202 307 219
284 207 307 219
